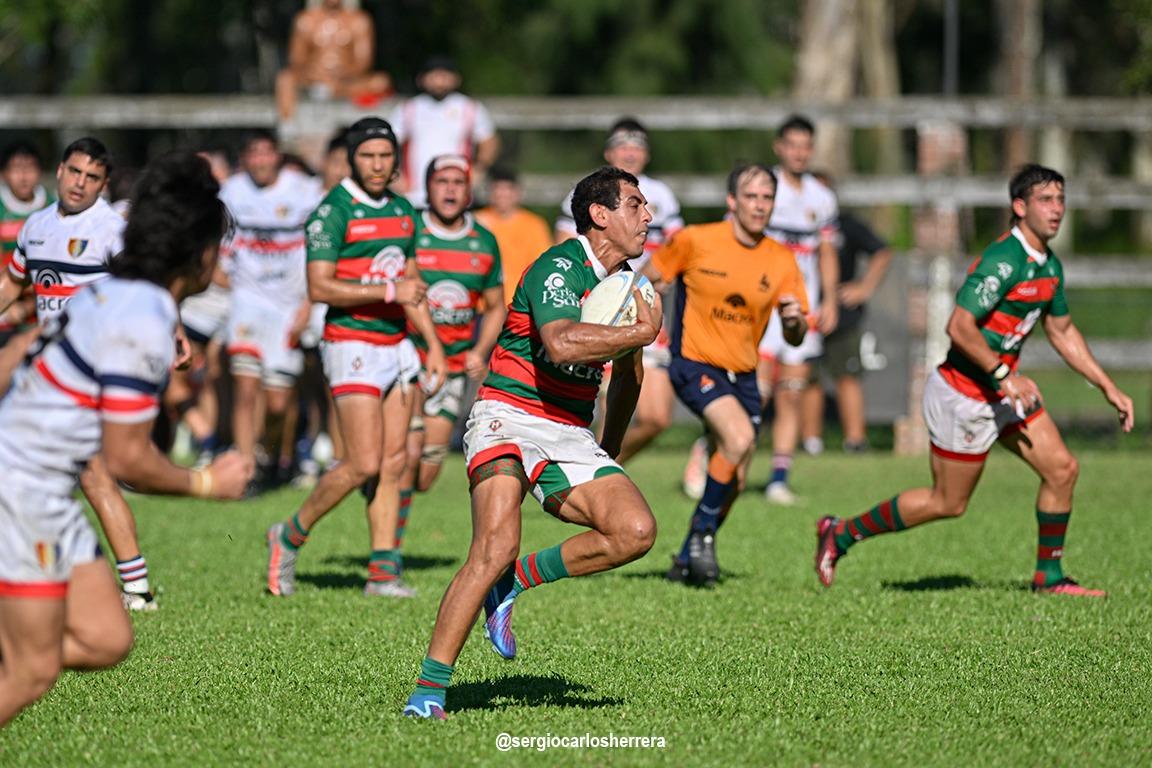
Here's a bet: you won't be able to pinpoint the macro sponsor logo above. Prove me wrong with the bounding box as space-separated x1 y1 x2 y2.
428 279 475 325
711 293 754 324
361 245 406 285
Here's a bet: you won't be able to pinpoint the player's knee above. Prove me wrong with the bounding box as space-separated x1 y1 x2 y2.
934 498 968 519
613 509 657 562
346 452 382 484
378 446 408 481
471 533 518 576
1048 452 1079 490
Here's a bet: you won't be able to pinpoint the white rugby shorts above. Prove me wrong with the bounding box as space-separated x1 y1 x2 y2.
463 399 625 512
227 296 305 388
759 311 823 366
0 477 101 598
922 368 1038 461
321 337 420 399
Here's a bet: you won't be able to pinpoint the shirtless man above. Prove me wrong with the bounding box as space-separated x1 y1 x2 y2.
276 0 393 120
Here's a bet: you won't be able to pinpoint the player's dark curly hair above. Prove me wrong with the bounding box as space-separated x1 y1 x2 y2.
1009 163 1064 224
107 152 231 286
571 166 640 234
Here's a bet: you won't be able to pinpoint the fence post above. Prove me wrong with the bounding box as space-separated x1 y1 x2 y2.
895 120 967 455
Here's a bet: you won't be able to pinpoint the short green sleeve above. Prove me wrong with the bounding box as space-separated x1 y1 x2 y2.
305 201 347 263
1048 259 1069 317
522 255 584 327
483 231 503 291
955 252 1011 322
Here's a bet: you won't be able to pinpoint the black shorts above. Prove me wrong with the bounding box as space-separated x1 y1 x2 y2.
669 357 762 431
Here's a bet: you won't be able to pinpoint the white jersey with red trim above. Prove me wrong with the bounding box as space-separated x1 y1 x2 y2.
389 92 496 210
556 173 684 273
9 198 124 325
0 278 175 496
220 169 322 306
765 170 838 313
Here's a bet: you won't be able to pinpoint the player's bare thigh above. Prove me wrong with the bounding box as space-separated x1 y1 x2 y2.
62 558 132 670
997 410 1079 491
701 395 757 465
552 473 655 540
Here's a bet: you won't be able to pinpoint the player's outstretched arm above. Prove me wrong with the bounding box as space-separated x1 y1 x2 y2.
601 348 643 459
0 269 28 320
1044 313 1135 432
102 421 254 499
539 288 661 366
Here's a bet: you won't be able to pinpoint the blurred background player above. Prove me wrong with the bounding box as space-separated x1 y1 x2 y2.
816 165 1135 596
264 117 445 599
0 140 49 353
275 0 393 120
0 151 253 728
389 56 500 210
759 114 839 506
404 166 660 720
801 172 893 455
556 118 684 464
649 164 807 587
167 147 236 468
400 155 504 572
221 131 323 491
0 137 163 612
475 167 551 305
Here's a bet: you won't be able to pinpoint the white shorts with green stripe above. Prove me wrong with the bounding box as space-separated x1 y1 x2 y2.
463 399 626 516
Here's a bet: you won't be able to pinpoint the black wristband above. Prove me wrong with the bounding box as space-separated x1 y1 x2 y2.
991 362 1010 382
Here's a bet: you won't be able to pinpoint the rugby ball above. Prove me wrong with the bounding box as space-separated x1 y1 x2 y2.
580 272 656 327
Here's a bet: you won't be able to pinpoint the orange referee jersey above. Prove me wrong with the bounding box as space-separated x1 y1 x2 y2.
475 207 554 307
652 221 808 373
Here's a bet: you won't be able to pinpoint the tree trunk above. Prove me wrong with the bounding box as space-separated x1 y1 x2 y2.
792 0 859 177
996 0 1042 172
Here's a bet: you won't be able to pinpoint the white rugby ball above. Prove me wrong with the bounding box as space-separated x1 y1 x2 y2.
580 272 656 326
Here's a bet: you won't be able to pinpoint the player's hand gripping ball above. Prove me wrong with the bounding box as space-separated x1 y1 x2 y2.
579 271 657 326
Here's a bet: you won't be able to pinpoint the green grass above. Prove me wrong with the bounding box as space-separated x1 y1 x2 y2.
6 447 1152 767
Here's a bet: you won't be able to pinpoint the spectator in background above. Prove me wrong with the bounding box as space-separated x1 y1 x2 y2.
475 167 551 307
802 173 893 455
0 140 49 348
276 0 393 120
389 56 500 209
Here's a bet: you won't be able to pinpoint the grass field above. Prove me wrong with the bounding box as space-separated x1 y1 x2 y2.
5 445 1151 767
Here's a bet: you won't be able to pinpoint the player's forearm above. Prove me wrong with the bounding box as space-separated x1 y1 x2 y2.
0 273 25 316
307 276 396 307
1048 322 1116 393
404 302 444 355
859 249 893 294
544 322 653 365
600 352 643 458
819 242 839 298
474 306 506 361
102 438 200 496
476 136 500 174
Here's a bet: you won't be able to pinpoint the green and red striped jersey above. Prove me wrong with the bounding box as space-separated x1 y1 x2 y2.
408 212 502 373
478 236 610 427
305 178 417 346
0 184 50 268
940 226 1069 401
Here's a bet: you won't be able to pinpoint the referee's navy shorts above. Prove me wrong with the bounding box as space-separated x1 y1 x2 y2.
668 356 762 431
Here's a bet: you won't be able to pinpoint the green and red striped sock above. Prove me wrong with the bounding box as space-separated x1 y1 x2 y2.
511 544 569 595
834 495 905 553
396 489 413 549
1034 509 1071 588
368 548 401 582
414 656 454 705
280 512 310 551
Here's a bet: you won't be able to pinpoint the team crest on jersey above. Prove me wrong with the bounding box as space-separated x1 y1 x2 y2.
67 238 88 258
275 205 290 219
997 262 1013 280
317 204 332 219
35 540 59 570
352 357 364 371
488 419 502 433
